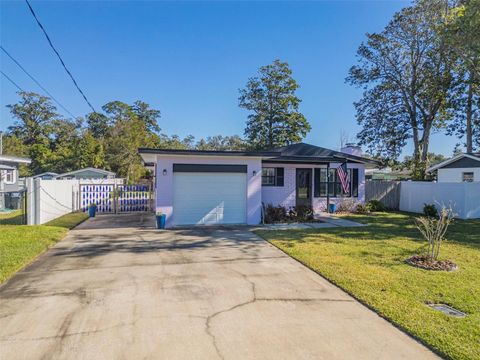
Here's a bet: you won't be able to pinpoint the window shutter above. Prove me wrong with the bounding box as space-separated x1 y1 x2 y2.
276 168 284 186
352 168 359 197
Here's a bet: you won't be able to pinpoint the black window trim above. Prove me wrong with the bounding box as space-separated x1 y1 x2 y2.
314 167 359 198
262 167 284 187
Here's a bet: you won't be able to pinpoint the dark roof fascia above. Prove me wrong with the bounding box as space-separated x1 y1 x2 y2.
331 154 382 166
262 160 331 165
263 155 376 165
263 157 358 165
138 148 280 157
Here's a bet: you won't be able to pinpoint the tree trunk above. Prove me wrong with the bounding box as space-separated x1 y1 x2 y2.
411 115 423 180
419 120 433 180
466 71 474 153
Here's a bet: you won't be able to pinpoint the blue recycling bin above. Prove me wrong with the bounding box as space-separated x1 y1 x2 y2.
88 205 97 217
328 203 336 213
156 214 166 229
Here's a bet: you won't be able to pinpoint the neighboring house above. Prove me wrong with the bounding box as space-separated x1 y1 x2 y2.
33 172 58 180
0 154 31 192
54 167 116 180
365 167 410 181
0 154 31 210
139 142 379 228
427 153 480 182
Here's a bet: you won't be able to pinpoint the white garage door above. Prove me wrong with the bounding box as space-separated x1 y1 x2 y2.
173 172 247 225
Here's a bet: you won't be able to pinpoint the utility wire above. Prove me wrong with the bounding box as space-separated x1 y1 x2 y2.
1 70 24 91
25 0 97 113
1 46 77 118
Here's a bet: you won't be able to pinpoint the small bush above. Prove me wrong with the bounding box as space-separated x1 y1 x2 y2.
336 198 358 212
289 205 314 221
423 203 438 218
415 206 454 260
355 203 371 214
264 204 287 223
368 200 385 212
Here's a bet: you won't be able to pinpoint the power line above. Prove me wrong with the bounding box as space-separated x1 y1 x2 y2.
1 70 24 92
1 46 77 118
24 0 97 113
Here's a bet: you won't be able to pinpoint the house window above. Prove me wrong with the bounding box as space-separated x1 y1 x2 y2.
314 167 359 197
3 170 16 184
462 172 474 182
262 167 284 186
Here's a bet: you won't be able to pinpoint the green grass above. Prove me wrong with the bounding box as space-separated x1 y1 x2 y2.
0 209 25 225
44 212 89 229
256 212 480 360
0 212 89 284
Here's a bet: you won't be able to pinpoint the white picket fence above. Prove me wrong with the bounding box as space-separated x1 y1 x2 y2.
399 181 480 219
25 178 124 225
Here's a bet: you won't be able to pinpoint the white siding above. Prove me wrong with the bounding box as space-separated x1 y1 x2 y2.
437 167 480 182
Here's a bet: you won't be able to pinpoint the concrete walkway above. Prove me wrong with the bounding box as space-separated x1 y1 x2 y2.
0 214 437 359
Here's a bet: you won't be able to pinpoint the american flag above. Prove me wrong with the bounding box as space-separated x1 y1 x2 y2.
336 162 350 194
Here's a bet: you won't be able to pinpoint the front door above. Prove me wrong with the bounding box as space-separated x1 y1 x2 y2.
296 168 312 207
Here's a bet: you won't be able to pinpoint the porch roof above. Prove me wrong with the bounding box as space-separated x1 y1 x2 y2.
264 143 381 167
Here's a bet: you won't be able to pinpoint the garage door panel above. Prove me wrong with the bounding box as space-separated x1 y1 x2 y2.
173 172 247 225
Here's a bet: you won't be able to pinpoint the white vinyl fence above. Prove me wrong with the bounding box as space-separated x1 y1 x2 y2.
26 178 124 225
400 181 480 219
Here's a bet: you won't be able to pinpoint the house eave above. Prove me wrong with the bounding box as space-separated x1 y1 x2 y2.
262 155 380 167
0 155 32 164
138 148 280 158
427 153 480 172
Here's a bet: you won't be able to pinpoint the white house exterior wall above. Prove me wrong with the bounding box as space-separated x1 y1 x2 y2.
437 167 480 182
261 163 365 212
155 155 262 228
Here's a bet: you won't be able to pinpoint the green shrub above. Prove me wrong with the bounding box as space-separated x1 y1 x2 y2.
423 203 438 218
264 204 287 223
355 203 371 214
368 200 386 212
289 205 314 221
336 198 358 212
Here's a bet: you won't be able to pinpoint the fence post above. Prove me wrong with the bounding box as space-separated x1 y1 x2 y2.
34 178 41 225
25 177 35 225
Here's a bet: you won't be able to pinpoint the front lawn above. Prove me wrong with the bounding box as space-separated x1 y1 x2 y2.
0 212 88 284
0 209 25 225
256 212 480 360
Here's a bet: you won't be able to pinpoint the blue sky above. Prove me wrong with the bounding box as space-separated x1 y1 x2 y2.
1 0 458 157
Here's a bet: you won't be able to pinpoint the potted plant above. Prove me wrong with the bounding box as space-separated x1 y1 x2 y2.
156 210 166 229
88 203 97 218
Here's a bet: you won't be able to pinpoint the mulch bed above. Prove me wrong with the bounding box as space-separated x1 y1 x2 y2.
406 255 458 271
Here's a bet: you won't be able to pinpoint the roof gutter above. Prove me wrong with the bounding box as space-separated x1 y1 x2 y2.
138 148 280 158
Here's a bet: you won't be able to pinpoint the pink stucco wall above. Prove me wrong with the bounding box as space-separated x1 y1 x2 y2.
262 163 365 212
155 155 262 228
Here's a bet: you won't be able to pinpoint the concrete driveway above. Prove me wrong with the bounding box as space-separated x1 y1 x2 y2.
0 214 437 360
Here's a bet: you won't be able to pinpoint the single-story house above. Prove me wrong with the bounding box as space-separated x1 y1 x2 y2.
139 142 379 228
0 154 31 210
32 172 58 180
0 154 31 192
427 153 480 182
54 167 116 180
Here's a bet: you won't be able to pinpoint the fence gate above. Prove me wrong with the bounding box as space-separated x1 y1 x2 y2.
80 183 152 214
116 184 152 213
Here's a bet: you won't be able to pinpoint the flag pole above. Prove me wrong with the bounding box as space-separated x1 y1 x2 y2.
326 162 330 213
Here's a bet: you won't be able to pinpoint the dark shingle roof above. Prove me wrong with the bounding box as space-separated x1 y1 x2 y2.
266 143 380 166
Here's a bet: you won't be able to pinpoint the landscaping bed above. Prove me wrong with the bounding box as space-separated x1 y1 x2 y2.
0 212 88 284
255 212 480 360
